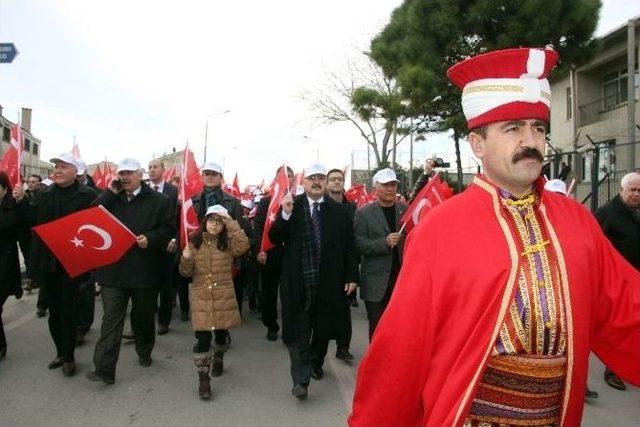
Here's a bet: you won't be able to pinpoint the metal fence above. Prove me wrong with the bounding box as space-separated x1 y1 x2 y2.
578 94 628 127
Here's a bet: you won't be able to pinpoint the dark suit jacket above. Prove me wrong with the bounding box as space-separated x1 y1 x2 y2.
595 194 640 269
159 182 178 240
354 201 407 302
269 194 359 344
93 183 173 289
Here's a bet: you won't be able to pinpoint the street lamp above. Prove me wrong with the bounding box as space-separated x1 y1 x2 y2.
203 109 231 163
302 135 320 162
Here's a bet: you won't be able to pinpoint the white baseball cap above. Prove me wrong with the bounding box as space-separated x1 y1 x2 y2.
76 161 87 176
304 163 327 178
202 162 223 174
205 205 230 218
116 158 142 173
49 152 81 170
544 179 567 195
373 168 400 185
240 199 253 209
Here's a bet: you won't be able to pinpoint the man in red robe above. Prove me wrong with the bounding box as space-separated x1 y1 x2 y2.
349 47 640 427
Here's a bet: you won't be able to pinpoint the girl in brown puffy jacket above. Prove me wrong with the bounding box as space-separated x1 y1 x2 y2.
179 205 249 400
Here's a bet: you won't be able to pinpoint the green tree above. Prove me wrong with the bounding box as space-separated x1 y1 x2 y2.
370 0 601 189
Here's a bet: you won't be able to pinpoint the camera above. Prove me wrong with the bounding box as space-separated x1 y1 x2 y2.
434 158 450 168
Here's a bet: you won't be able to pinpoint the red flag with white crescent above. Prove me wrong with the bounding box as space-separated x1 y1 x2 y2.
260 165 290 252
0 124 24 187
33 206 137 278
92 165 105 189
179 146 203 249
400 174 453 235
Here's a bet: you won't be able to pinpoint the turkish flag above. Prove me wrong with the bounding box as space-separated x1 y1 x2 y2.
71 142 81 160
260 165 290 252
0 124 24 187
163 164 177 182
179 146 203 249
345 184 368 207
33 206 137 278
400 174 453 235
92 165 105 189
103 160 115 188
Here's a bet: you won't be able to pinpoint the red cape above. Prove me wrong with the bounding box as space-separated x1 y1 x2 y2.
349 176 640 427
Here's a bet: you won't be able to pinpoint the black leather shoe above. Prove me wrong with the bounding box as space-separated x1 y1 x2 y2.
86 370 115 385
266 329 278 341
604 371 626 391
138 356 152 367
336 348 354 362
48 357 64 369
157 325 169 335
292 384 308 400
62 362 76 377
311 365 324 380
122 332 135 340
585 387 598 399
0 347 6 361
36 308 47 318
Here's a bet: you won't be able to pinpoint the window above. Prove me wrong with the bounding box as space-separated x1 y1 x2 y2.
603 65 639 108
33 143 39 156
566 87 572 120
24 138 30 152
2 127 8 141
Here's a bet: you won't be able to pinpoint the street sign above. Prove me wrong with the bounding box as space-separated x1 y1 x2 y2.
0 43 19 63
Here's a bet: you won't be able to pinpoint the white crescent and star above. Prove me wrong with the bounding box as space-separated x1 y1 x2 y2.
70 224 113 251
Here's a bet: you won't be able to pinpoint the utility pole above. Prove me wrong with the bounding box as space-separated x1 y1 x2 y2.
627 19 637 171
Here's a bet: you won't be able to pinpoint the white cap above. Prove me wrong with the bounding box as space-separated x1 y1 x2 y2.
76 161 87 175
142 172 150 181
304 163 327 178
202 162 223 174
42 178 53 186
373 168 399 185
49 152 81 170
240 199 253 209
544 179 567 195
254 195 262 203
205 205 230 218
116 158 141 173
252 188 262 196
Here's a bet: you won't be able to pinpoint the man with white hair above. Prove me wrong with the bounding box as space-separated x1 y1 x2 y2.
17 152 96 376
86 158 173 385
595 171 640 391
353 168 407 341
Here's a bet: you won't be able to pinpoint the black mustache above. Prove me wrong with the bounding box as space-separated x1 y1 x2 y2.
512 147 544 164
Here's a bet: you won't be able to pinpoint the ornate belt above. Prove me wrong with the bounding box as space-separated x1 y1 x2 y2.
464 354 566 427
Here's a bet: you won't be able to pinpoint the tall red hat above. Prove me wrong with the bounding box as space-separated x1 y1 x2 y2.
447 47 559 129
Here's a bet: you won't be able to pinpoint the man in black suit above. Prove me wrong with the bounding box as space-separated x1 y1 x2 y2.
87 158 173 385
254 165 295 341
148 159 179 335
269 163 359 400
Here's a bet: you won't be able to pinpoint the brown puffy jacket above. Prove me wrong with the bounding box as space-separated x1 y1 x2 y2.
179 219 250 331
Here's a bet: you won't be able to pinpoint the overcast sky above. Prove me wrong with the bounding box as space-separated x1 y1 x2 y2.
1 0 639 185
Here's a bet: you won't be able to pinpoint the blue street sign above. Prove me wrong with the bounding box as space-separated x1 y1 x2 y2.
0 43 18 63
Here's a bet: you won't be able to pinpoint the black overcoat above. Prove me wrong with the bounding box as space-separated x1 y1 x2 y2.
269 194 359 344
595 194 640 269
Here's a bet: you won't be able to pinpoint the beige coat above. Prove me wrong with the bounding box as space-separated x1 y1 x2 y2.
179 220 249 331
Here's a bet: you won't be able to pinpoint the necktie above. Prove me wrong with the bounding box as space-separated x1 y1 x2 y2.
154 185 159 192
312 202 321 256
127 193 134 202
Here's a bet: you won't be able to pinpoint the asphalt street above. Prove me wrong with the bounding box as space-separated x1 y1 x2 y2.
1 289 638 426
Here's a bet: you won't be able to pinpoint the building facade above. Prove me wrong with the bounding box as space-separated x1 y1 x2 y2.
550 18 639 206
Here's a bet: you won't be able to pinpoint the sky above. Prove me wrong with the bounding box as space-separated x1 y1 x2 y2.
1 0 639 186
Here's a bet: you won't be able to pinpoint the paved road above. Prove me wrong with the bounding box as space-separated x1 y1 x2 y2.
1 290 638 426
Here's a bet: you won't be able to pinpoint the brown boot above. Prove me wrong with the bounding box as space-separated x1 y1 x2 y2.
212 351 224 377
194 352 211 400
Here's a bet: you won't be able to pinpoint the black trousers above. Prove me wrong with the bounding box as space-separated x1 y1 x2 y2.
364 283 395 342
175 269 190 315
75 279 95 334
157 259 178 327
194 330 228 353
45 271 79 362
285 310 329 386
261 253 282 331
93 286 156 378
